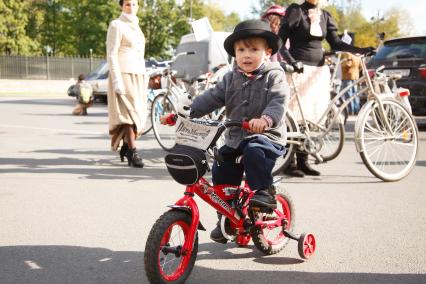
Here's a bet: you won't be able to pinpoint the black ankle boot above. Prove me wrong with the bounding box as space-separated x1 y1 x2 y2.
297 153 320 176
283 153 304 177
249 185 277 209
126 148 144 168
119 143 129 162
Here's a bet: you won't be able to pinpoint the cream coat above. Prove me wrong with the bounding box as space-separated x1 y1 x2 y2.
106 14 146 92
106 14 147 151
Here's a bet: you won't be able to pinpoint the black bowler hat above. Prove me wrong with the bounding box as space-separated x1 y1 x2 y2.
224 19 283 57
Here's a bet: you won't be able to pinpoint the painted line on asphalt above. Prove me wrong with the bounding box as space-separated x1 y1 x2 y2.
0 124 105 135
24 260 43 270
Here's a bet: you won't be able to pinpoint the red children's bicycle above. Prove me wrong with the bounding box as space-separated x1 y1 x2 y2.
144 115 316 283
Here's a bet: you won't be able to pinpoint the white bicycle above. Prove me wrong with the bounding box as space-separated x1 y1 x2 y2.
274 52 418 181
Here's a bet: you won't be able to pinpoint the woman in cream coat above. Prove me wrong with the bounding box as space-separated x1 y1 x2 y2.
106 0 146 168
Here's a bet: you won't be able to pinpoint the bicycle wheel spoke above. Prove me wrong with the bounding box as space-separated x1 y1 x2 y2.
392 115 409 135
367 141 384 163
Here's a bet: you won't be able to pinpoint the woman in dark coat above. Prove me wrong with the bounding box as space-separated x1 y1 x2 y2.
278 0 373 177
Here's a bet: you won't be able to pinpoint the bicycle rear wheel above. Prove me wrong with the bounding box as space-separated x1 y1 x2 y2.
272 112 298 175
357 99 418 181
319 107 345 162
251 186 295 255
151 93 177 151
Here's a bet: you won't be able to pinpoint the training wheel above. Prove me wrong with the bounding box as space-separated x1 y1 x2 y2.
298 232 316 259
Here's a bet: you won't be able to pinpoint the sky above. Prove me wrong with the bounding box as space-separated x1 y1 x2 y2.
210 0 426 35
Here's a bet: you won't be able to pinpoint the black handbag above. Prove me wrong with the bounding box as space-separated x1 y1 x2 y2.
165 144 208 185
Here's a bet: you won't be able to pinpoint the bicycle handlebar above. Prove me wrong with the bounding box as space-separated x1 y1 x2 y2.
332 50 377 58
164 113 250 130
172 51 197 62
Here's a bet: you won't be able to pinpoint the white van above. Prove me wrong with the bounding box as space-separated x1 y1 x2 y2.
171 32 231 81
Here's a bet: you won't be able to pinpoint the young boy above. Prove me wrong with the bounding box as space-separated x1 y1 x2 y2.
72 74 94 116
163 19 289 243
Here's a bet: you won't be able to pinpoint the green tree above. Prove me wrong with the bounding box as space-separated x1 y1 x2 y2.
202 3 240 32
140 0 208 58
0 0 39 55
25 0 45 55
58 0 119 56
329 6 408 48
37 0 119 56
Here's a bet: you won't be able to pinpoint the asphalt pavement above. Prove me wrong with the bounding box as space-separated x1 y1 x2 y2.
0 96 425 284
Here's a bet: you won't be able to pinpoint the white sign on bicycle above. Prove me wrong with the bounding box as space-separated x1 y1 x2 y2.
175 117 220 150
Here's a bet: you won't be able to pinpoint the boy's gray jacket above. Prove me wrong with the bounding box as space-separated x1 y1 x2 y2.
190 61 289 149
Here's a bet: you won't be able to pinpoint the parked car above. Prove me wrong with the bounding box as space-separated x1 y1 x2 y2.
67 59 167 103
367 36 426 116
67 60 108 103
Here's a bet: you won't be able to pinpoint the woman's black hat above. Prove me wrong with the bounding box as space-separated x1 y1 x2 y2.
224 20 283 57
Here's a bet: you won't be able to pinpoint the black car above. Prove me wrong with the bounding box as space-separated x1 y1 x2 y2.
367 36 426 116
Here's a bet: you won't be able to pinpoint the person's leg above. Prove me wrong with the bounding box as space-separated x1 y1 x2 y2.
347 81 356 115
283 152 304 177
243 146 274 190
297 151 320 176
124 124 144 168
210 146 244 243
119 142 129 162
211 146 244 186
243 141 279 208
341 80 353 114
352 84 360 114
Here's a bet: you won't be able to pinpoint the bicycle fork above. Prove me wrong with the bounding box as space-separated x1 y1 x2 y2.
170 193 201 256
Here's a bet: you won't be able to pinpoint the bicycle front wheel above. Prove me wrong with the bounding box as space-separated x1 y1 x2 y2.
357 99 418 181
151 93 177 151
144 211 198 283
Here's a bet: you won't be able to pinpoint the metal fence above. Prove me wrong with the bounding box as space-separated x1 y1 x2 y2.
0 55 104 80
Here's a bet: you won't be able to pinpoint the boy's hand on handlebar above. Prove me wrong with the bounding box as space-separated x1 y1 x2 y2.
160 115 168 125
160 113 177 126
248 118 268 133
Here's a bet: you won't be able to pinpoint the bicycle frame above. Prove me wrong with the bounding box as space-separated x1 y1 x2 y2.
173 177 287 254
286 52 395 157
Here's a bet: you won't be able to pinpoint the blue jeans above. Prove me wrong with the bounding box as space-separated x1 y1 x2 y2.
212 136 285 191
341 80 359 114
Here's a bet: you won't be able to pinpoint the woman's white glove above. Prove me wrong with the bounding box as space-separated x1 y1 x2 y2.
115 88 124 96
113 79 125 96
177 93 192 117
